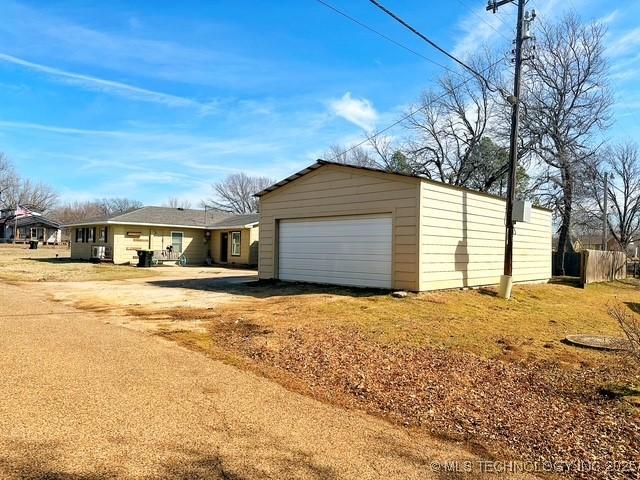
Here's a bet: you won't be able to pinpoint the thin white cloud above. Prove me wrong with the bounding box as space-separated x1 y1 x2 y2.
0 1 294 90
452 9 509 60
598 9 619 25
0 120 135 137
0 52 217 111
607 28 640 58
329 92 378 130
452 0 578 59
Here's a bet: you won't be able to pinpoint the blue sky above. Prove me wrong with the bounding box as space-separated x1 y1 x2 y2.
0 0 637 206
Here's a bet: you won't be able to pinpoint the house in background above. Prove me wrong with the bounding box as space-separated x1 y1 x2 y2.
572 234 619 252
65 206 259 266
256 160 552 291
0 208 62 244
577 235 638 259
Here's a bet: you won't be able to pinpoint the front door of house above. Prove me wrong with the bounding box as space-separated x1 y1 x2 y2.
220 232 228 262
171 231 183 253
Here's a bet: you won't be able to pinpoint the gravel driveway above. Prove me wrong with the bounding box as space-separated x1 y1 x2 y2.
0 281 522 479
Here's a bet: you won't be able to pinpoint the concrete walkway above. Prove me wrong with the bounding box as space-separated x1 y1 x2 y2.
0 282 505 479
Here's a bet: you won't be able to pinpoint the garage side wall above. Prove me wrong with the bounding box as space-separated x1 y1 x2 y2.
419 180 552 291
258 165 421 291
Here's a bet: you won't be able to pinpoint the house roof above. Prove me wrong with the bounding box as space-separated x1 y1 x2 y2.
207 213 259 229
255 160 552 212
254 160 420 197
63 206 258 230
575 234 607 246
1 214 61 229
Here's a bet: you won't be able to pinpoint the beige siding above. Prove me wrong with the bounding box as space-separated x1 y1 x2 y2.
71 224 209 265
419 181 552 290
210 226 259 266
111 225 209 265
70 225 114 260
258 164 421 291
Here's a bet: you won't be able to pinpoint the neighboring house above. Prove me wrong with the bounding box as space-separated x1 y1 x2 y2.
0 208 62 244
256 160 552 291
571 235 638 259
64 206 259 266
572 234 618 252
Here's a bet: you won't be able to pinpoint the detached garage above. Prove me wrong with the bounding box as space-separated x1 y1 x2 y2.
256 161 552 291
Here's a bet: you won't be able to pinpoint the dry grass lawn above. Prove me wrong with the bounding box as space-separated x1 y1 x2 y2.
155 278 640 365
0 244 155 282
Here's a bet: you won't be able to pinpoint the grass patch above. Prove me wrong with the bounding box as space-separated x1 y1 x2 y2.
0 244 156 282
599 383 640 399
195 279 640 365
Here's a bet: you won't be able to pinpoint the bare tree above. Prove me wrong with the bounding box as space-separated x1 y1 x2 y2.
205 173 274 214
609 304 640 365
0 155 57 213
97 198 143 215
0 153 15 193
520 14 612 269
322 144 379 168
582 142 640 251
50 200 105 224
607 144 640 249
402 52 508 191
50 198 143 224
163 197 192 209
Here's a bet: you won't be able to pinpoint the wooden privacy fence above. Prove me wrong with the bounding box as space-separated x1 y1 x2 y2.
581 249 627 285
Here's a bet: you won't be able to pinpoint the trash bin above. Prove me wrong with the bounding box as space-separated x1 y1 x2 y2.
29 240 38 250
136 249 153 267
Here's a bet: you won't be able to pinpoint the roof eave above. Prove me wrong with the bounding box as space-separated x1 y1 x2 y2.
63 220 209 229
255 159 553 213
207 221 259 230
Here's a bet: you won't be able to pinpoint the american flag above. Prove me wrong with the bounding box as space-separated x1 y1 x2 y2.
14 205 33 217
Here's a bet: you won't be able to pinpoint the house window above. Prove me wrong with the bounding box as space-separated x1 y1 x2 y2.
171 232 183 253
86 227 95 243
30 228 37 240
98 226 108 243
75 228 85 243
231 231 241 256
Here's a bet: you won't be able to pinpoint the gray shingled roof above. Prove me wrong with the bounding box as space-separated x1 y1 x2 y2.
1 214 60 228
64 207 259 229
207 213 259 229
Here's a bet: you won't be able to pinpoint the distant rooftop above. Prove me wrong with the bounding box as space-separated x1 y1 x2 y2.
63 206 259 229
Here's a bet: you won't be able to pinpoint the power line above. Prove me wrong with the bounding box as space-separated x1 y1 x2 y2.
325 54 508 162
367 0 500 92
314 0 455 74
454 0 512 42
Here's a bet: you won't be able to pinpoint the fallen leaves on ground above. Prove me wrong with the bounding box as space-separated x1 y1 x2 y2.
209 321 640 480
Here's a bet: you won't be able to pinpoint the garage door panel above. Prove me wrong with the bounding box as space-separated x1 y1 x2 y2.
281 217 390 230
280 252 391 261
279 270 392 289
280 258 392 275
279 244 391 256
278 215 392 289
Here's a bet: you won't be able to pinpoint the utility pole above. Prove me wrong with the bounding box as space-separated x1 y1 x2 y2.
602 172 608 251
487 0 533 299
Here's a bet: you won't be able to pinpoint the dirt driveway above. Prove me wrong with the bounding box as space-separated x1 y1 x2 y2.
48 266 259 332
0 274 524 479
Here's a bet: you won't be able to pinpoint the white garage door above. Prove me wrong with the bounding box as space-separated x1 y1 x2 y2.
278 215 392 289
